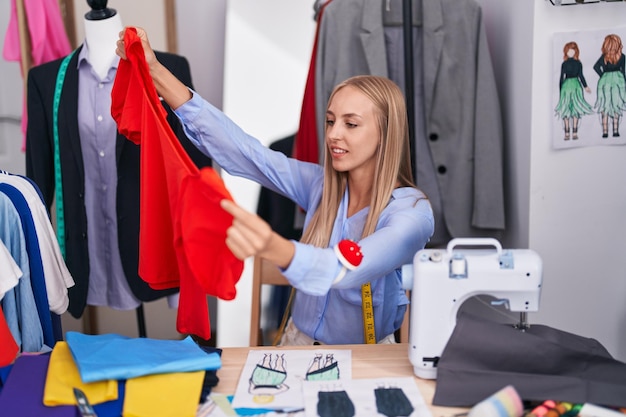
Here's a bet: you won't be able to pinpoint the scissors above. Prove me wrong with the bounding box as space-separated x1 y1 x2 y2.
73 387 98 417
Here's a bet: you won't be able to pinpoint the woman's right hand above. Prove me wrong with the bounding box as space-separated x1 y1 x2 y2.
116 26 192 111
220 199 295 269
116 26 158 68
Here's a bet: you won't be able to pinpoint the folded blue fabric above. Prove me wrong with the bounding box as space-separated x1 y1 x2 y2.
65 332 221 383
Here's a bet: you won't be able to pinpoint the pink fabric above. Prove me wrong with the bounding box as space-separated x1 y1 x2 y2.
3 0 72 151
3 0 72 65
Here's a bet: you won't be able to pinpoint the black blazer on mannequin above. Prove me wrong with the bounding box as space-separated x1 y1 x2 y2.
25 45 212 318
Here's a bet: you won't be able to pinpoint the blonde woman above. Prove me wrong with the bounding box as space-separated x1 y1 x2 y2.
594 34 626 138
116 28 434 345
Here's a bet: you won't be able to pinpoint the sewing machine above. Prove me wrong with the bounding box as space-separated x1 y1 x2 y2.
401 238 543 379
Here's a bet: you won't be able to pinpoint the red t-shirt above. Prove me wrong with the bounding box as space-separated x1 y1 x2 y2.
111 28 243 340
0 307 18 366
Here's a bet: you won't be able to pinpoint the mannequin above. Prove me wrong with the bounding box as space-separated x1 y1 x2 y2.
84 0 123 80
80 0 147 334
25 0 214 338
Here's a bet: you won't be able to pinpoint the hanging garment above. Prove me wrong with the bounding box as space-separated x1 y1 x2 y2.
2 0 71 66
0 173 73 316
0 241 21 301
111 28 243 339
2 0 72 151
292 1 332 165
25 44 211 319
0 308 18 368
0 183 55 347
0 192 44 353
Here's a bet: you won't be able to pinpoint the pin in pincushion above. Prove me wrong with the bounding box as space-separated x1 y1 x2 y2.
332 239 363 284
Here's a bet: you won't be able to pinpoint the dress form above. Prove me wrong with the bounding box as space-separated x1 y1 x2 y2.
83 0 122 80
83 1 147 337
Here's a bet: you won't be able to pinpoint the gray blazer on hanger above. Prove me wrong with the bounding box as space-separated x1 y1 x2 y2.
315 0 505 238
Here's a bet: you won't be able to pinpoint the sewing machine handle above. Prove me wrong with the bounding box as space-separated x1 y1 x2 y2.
446 238 503 256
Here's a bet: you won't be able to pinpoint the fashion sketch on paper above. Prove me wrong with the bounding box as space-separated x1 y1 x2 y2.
554 41 593 141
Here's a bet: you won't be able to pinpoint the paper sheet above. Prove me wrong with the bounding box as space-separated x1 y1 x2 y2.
231 349 351 411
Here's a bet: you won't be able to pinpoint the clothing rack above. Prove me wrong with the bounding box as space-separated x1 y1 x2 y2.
10 0 148 339
14 0 32 83
402 0 416 180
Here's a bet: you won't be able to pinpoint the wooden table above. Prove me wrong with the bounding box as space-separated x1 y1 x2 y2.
213 343 469 416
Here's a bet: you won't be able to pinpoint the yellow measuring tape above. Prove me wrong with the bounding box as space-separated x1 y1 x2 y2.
361 283 376 344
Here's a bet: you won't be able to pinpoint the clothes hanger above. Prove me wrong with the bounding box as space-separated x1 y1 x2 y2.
547 0 602 5
382 0 421 27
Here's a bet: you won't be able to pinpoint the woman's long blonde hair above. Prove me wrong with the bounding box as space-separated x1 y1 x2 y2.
300 75 416 247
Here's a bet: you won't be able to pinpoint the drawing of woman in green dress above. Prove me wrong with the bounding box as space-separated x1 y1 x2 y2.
593 34 626 138
554 41 593 140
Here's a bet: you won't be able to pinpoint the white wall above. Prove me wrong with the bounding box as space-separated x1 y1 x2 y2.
175 0 226 109
217 0 315 346
530 0 626 361
477 0 626 361
72 0 168 52
476 0 535 250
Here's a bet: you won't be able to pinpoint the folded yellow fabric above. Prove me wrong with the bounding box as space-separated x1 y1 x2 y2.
123 370 205 417
44 341 118 405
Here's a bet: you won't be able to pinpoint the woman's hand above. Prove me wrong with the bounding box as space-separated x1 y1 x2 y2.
221 199 273 259
115 26 192 109
220 199 295 269
115 26 157 68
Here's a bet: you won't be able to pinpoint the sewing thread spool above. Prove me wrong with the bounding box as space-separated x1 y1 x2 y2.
468 385 524 417
562 404 584 417
530 400 557 417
